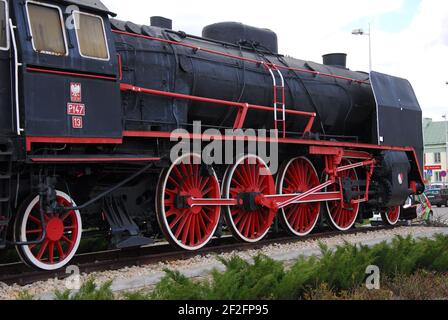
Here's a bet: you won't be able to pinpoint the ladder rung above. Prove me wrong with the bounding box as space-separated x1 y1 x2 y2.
0 198 10 203
0 175 11 179
0 152 12 156
0 220 9 226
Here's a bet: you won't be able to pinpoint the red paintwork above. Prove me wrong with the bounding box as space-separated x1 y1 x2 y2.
29 157 161 163
117 53 123 81
26 67 117 81
26 137 123 152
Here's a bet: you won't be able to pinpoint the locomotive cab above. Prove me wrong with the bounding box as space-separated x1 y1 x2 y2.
11 0 122 146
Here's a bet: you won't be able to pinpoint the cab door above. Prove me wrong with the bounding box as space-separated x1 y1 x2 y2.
0 0 12 134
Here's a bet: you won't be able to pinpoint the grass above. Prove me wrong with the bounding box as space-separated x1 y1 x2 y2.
47 234 448 300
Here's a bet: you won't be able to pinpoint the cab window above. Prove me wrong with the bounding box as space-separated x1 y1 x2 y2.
0 0 8 50
73 11 109 60
27 2 67 56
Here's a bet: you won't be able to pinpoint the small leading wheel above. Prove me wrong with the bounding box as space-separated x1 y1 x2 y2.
276 157 321 236
223 154 276 243
325 160 360 231
381 206 401 226
14 191 82 271
156 153 221 251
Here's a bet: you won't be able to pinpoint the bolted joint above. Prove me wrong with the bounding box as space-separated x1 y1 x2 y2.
236 192 262 211
174 194 189 209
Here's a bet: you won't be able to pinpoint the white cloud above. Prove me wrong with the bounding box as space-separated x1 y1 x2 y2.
102 0 447 119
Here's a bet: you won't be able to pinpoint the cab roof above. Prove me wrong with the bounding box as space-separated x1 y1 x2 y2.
54 0 116 17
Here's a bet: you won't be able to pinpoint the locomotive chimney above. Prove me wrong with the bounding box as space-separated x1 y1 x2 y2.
150 16 173 29
322 53 347 69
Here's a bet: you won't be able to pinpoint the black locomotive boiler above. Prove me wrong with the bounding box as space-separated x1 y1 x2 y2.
0 0 424 270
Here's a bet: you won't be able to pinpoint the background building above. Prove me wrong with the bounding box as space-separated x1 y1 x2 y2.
423 118 448 186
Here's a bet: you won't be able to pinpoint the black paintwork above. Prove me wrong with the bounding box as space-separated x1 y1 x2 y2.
371 71 424 169
12 0 122 139
115 22 377 142
0 49 12 135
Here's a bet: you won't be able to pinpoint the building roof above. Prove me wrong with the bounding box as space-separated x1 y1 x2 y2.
424 119 448 146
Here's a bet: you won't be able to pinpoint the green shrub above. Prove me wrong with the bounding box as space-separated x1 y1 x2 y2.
55 279 114 300
209 255 285 300
150 269 211 300
17 290 35 300
150 234 448 300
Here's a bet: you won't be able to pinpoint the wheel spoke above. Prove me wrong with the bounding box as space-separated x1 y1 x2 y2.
48 242 55 264
36 240 49 260
56 241 66 259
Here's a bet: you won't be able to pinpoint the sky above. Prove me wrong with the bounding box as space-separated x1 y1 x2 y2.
103 0 448 120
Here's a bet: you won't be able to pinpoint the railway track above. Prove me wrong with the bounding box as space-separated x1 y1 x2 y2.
0 225 401 286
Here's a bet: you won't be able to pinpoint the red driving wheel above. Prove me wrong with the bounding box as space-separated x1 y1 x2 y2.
277 157 321 236
223 155 276 243
156 153 221 250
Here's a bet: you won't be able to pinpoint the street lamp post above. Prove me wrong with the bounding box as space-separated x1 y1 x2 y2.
443 114 448 187
352 23 372 72
444 81 448 187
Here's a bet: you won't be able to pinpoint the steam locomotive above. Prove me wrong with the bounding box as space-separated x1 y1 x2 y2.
0 0 424 270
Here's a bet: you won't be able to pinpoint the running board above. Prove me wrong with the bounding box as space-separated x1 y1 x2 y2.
28 155 161 163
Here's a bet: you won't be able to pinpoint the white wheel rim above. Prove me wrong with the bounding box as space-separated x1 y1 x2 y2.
157 153 221 251
383 206 401 225
277 157 320 236
223 154 274 243
20 191 82 271
325 161 360 231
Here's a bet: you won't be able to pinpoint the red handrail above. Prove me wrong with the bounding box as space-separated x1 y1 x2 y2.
120 83 316 136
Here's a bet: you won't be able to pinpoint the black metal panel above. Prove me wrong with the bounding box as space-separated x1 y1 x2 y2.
202 22 278 54
0 50 12 134
23 72 122 138
371 71 424 169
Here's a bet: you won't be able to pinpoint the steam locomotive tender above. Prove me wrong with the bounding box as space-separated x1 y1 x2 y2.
0 0 425 270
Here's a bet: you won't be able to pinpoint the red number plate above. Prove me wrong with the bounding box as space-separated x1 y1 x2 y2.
67 103 86 116
72 116 83 129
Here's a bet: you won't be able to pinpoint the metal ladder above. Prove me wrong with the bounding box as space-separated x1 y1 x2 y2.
265 63 286 138
0 148 13 249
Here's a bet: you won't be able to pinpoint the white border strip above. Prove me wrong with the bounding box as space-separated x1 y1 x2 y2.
72 10 110 61
25 0 69 56
0 0 9 51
